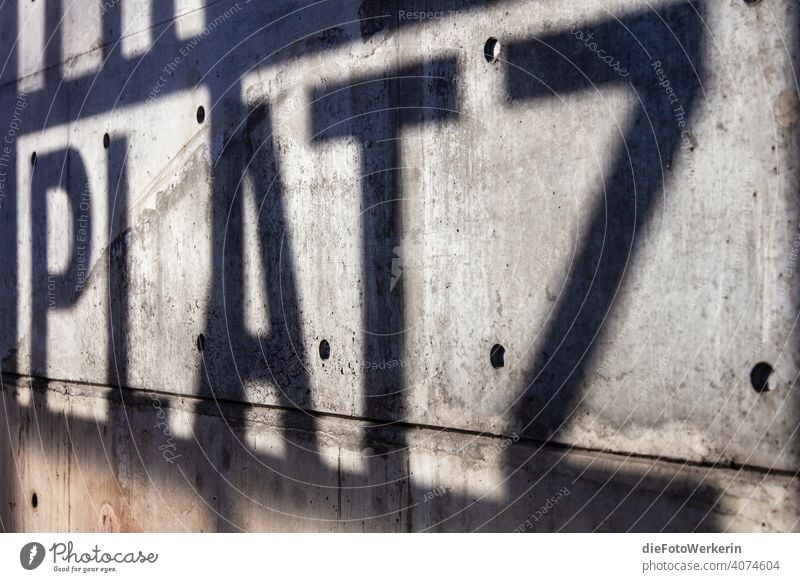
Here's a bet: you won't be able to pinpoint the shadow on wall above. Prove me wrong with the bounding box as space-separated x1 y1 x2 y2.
0 0 735 531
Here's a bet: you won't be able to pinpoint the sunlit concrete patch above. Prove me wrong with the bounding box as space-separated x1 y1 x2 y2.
10 378 34 407
55 388 110 423
316 440 366 477
168 403 195 441
16 0 45 93
243 421 288 463
45 187 73 274
62 1 104 81
175 0 206 40
409 443 507 505
241 171 270 338
121 25 152 60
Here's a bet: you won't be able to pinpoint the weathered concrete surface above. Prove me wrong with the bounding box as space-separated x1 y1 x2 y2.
0 0 799 531
3 376 798 532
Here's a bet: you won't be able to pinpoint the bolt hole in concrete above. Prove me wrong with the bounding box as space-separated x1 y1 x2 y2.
30 151 36 165
319 339 331 360
31 492 38 508
196 105 205 124
490 344 506 368
196 333 206 353
751 362 774 393
103 132 110 149
484 37 501 63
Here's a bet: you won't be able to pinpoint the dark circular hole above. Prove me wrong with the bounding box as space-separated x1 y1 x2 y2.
31 492 38 508
484 37 501 63
196 333 206 353
196 106 205 124
490 344 505 369
750 362 773 393
319 339 331 360
30 151 36 165
103 133 110 149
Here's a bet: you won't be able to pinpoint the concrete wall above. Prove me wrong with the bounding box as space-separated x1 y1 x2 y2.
1 0 799 532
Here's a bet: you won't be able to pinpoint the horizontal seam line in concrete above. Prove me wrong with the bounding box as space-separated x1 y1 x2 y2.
2 370 798 480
